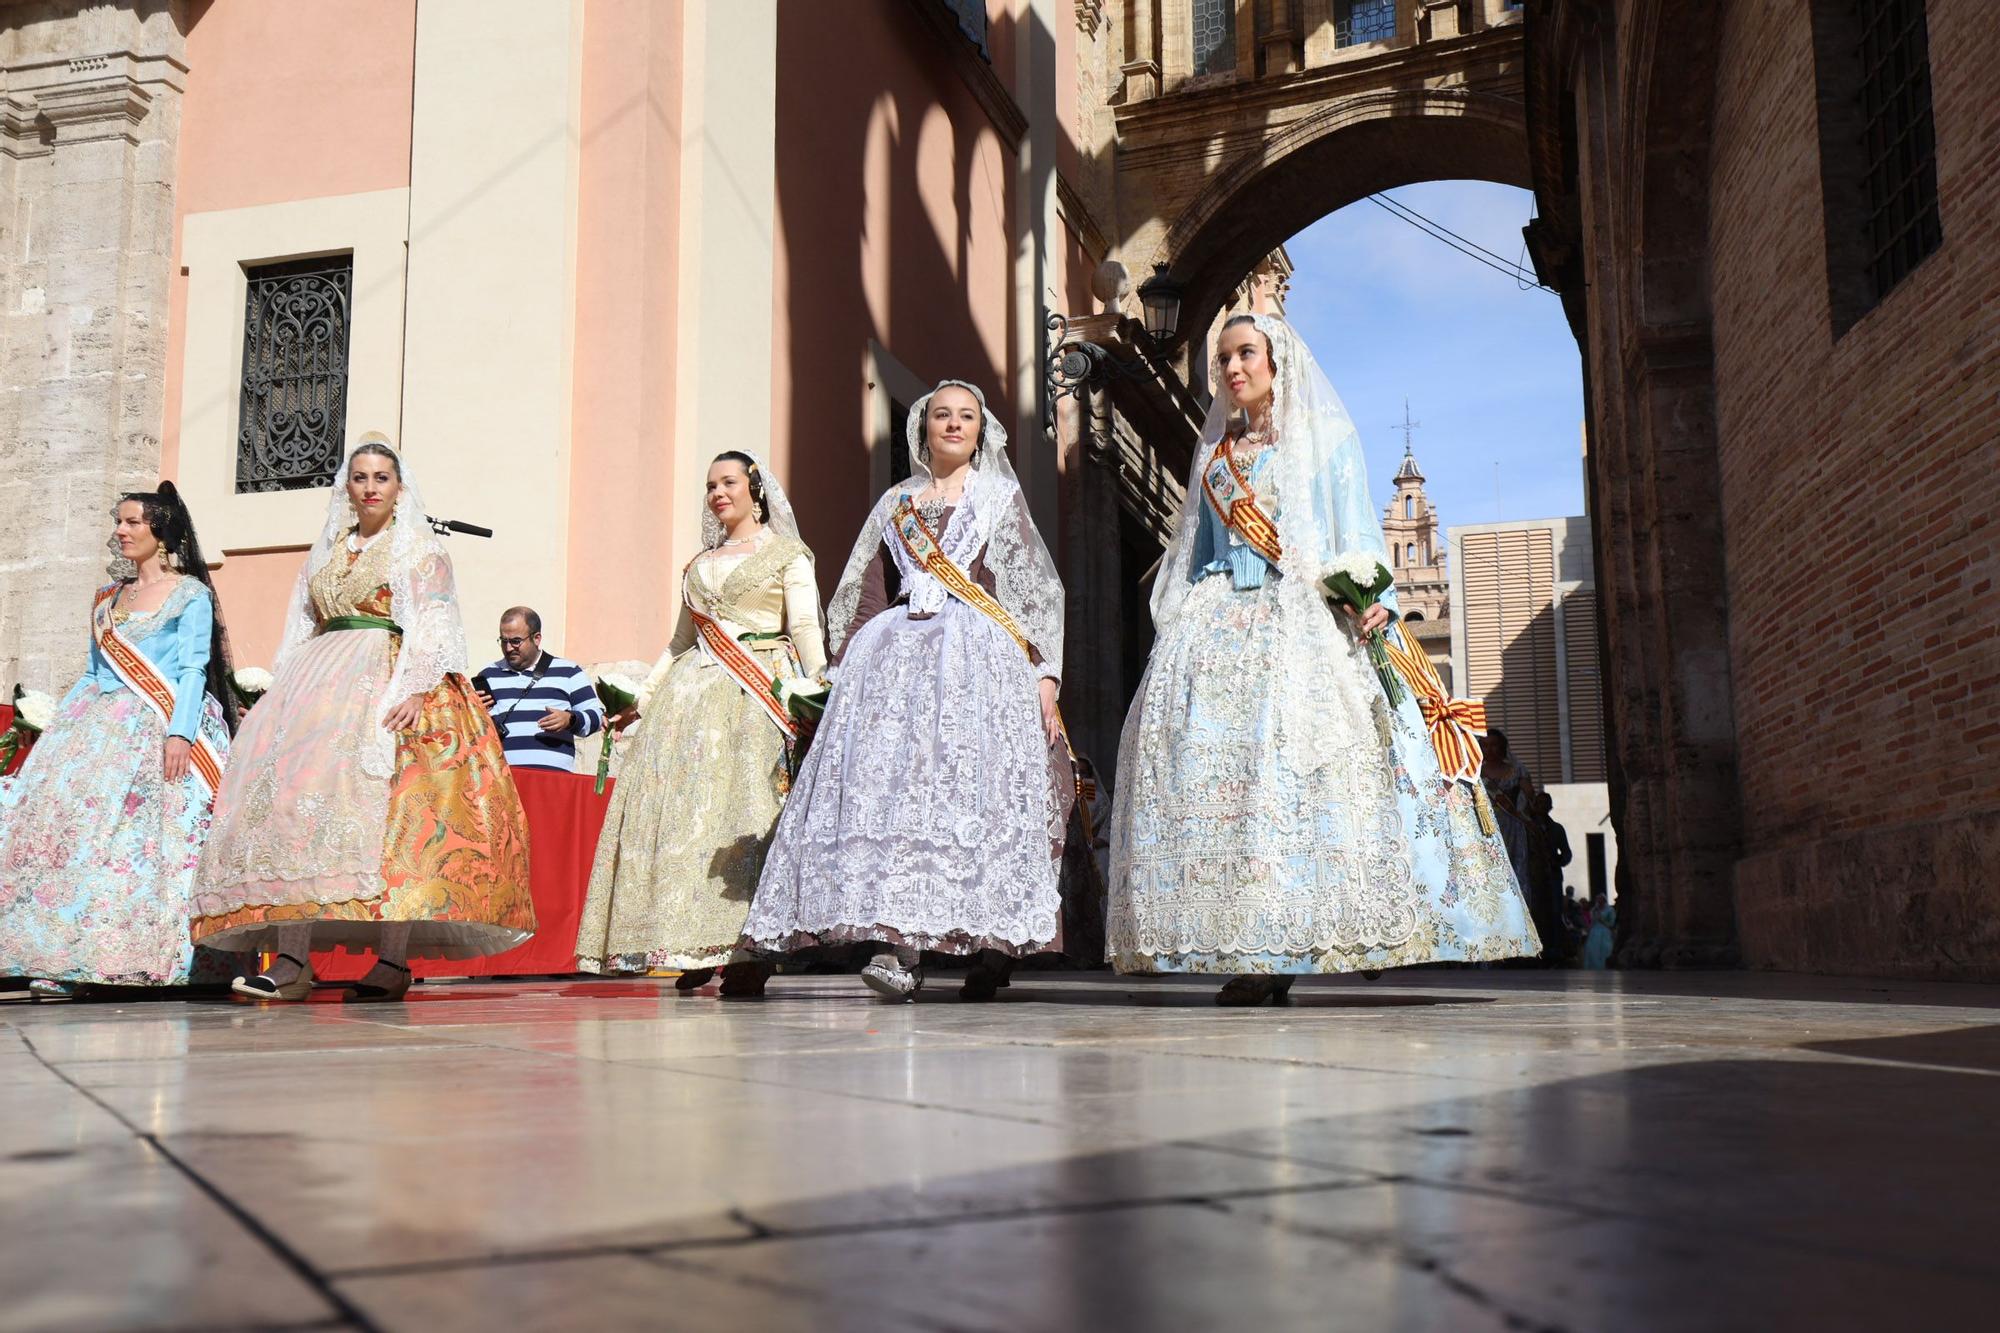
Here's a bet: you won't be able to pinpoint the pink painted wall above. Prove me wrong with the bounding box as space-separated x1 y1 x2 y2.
161 0 418 669
210 549 307 673
563 0 688 666
771 4 1020 578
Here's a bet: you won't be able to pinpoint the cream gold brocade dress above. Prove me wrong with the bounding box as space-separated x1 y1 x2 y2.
574 533 825 972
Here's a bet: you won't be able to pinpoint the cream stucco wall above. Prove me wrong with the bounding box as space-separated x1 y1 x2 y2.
671 0 777 577
174 188 411 555
400 0 585 656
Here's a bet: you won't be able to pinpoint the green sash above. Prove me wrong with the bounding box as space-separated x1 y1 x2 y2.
318 614 402 635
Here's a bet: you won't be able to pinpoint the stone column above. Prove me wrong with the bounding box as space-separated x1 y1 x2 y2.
0 2 189 691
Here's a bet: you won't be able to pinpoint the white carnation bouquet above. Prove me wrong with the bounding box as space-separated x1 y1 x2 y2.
1 684 55 772
231 666 275 710
590 670 642 793
1320 551 1404 707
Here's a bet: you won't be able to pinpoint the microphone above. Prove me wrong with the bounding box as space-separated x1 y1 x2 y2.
426 516 493 539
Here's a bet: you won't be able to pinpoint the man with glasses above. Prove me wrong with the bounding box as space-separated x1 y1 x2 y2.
474 606 605 771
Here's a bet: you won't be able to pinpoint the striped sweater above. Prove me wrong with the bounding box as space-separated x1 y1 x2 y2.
475 652 605 771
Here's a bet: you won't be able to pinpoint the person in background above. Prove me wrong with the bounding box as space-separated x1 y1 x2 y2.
1529 789 1574 964
1582 892 1617 970
474 606 605 772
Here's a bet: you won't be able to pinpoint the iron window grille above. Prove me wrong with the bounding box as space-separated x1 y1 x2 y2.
1192 0 1236 76
1334 0 1397 47
236 254 353 494
1855 0 1940 302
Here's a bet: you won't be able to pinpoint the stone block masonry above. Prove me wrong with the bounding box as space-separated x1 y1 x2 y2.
0 3 190 694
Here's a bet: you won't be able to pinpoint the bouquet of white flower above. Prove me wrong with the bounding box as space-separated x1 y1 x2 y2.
1321 552 1404 708
0 683 55 774
773 675 830 779
773 675 829 728
591 671 641 793
231 666 275 710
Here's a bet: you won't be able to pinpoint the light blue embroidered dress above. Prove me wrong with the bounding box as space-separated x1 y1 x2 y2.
0 578 235 985
1108 442 1538 975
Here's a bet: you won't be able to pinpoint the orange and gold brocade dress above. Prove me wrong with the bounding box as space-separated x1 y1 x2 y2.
191 534 534 957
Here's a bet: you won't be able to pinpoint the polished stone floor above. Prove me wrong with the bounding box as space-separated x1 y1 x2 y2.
4 969 1998 1332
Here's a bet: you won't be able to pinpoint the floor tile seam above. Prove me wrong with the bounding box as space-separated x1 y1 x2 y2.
39 1043 474 1069
631 1057 1074 1129
1385 1171 2000 1277
11 1027 386 1333
1231 1205 1575 1333
926 1033 1618 1086
627 1251 971 1333
1773 1049 2000 1079
318 1172 1395 1283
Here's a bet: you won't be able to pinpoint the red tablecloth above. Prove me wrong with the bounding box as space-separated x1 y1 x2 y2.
312 767 612 980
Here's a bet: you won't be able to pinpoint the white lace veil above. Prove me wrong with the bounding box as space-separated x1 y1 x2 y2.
275 435 470 777
824 379 1065 678
1149 313 1393 635
700 449 804 548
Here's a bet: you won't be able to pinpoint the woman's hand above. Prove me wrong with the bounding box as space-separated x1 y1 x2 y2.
611 706 640 734
382 694 425 732
1341 603 1392 636
1038 677 1062 747
163 736 191 783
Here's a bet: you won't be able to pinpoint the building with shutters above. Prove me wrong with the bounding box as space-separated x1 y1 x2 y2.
1448 512 1616 903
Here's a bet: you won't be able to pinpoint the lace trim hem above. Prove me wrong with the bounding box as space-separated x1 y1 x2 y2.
745 923 1056 960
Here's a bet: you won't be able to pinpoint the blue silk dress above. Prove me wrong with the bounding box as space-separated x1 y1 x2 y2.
0 578 235 985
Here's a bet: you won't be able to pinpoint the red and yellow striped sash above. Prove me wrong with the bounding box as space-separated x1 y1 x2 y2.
1199 443 1283 567
1380 625 1486 784
888 496 1037 658
887 495 1076 763
91 586 224 798
684 570 796 741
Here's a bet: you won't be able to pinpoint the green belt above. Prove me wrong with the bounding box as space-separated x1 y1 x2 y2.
319 614 403 635
738 631 787 643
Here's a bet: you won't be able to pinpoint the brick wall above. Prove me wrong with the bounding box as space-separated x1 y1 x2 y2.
1707 0 2000 973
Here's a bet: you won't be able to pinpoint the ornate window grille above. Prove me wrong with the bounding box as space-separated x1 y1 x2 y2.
1334 0 1397 47
1855 0 1940 302
236 255 352 494
1192 0 1235 76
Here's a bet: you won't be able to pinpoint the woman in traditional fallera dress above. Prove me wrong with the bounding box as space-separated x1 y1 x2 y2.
191 437 534 1002
0 484 239 1000
741 380 1072 1002
1107 314 1538 1005
574 452 825 996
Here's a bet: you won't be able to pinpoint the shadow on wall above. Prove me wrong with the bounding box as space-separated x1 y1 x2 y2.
773 3 1117 586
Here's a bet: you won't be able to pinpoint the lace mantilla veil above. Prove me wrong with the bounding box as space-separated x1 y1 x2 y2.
700 450 805 550
823 379 1065 679
274 437 468 778
1150 313 1393 635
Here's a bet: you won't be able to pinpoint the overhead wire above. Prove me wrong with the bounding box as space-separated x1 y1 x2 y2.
1364 192 1555 293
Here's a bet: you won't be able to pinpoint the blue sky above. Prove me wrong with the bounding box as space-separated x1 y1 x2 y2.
1283 180 1587 527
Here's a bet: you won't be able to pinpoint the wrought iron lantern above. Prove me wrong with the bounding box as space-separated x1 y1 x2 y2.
1135 263 1184 344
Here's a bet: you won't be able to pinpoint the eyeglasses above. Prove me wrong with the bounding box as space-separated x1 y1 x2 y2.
497 636 534 648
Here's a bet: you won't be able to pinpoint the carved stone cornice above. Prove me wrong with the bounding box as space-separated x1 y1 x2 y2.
0 94 52 160
32 78 152 145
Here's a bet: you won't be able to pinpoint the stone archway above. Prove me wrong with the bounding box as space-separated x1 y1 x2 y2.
1154 86 1530 367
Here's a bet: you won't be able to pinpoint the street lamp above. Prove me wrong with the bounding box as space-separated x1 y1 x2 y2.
1136 263 1184 344
1044 261 1184 429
